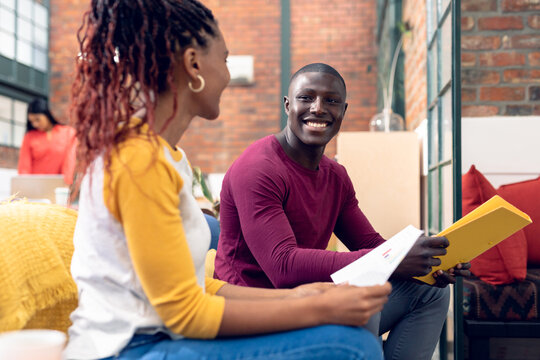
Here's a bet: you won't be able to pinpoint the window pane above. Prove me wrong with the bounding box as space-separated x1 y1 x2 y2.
428 0 438 40
442 165 454 229
33 25 47 48
0 120 12 146
14 124 25 147
14 100 27 125
440 13 452 89
429 169 440 233
428 39 438 103
16 39 32 66
0 95 12 121
0 8 15 33
429 104 439 165
17 0 33 20
442 0 451 14
2 0 15 10
17 17 32 41
33 46 46 71
33 2 47 28
441 88 452 162
0 31 15 58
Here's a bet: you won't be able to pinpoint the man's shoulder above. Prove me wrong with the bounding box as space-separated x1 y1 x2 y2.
321 156 349 178
231 135 284 171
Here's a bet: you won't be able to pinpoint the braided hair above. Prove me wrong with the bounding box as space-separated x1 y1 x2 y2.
71 0 217 182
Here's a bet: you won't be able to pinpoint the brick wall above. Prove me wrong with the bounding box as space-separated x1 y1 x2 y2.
402 0 428 130
47 0 377 173
290 0 378 157
179 0 282 173
461 0 540 116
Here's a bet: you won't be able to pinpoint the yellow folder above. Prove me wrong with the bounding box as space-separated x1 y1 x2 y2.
416 195 532 285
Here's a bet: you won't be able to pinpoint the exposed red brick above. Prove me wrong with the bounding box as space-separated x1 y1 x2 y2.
478 16 523 30
462 36 501 51
462 88 477 102
529 52 540 66
462 69 500 85
534 105 540 115
480 86 525 101
403 0 428 130
505 105 532 115
462 0 497 12
503 69 540 83
531 86 540 101
528 15 540 29
462 17 475 31
502 0 540 12
478 52 525 67
462 105 500 117
503 35 540 49
0 147 19 169
462 53 476 67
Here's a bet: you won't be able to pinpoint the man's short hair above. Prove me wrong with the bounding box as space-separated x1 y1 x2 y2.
289 63 346 93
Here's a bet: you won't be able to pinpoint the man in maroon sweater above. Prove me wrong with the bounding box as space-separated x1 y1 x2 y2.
215 63 470 360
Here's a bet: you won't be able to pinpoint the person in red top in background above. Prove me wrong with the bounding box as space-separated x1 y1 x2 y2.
17 98 76 184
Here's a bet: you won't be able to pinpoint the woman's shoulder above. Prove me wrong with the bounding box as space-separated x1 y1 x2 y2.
54 124 76 136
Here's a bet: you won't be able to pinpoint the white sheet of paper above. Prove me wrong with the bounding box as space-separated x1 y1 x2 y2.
331 225 423 287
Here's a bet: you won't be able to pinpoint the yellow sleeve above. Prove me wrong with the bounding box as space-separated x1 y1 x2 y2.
104 138 225 338
206 277 226 295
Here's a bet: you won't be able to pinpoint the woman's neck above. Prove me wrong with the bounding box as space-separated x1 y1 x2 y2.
152 88 194 148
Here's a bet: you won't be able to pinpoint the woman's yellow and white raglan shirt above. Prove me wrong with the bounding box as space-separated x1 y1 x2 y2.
65 126 226 359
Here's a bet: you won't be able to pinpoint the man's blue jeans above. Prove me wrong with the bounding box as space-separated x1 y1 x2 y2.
102 325 383 360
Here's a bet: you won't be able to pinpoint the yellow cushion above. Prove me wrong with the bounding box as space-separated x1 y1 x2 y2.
0 201 78 334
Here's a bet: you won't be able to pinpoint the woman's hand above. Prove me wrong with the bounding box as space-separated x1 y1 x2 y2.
393 235 449 279
432 262 471 287
288 282 336 298
316 283 392 327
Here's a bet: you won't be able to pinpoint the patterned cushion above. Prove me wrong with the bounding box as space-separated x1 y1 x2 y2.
463 268 540 321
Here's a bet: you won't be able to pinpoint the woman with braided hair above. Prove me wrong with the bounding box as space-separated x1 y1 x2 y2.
66 1 391 359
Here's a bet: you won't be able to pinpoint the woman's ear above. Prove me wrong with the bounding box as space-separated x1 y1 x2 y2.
182 47 200 83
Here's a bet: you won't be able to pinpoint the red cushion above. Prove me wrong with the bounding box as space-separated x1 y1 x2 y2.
462 165 527 284
498 177 540 265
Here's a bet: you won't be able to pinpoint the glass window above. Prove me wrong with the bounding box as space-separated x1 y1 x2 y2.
441 13 452 88
442 165 454 229
17 0 33 20
0 32 15 58
33 3 47 28
2 0 16 10
429 104 439 165
441 89 452 162
14 100 28 125
0 96 29 147
33 25 47 48
17 39 32 66
0 120 12 146
17 17 32 41
429 169 440 233
0 95 13 120
33 47 46 71
14 124 25 145
0 8 15 33
428 40 438 104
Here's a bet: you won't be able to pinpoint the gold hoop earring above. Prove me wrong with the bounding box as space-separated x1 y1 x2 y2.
188 75 205 93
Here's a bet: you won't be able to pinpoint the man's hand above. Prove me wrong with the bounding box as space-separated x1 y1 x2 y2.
432 262 472 287
392 235 449 280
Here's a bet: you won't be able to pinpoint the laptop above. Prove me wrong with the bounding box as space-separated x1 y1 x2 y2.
10 175 67 204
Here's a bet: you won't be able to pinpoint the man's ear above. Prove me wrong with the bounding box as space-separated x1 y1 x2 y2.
342 102 348 117
181 47 200 82
283 96 290 115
